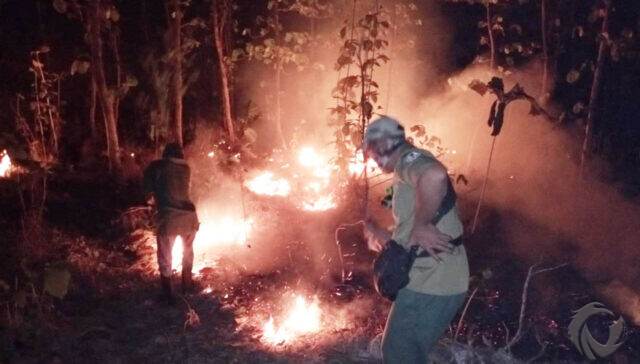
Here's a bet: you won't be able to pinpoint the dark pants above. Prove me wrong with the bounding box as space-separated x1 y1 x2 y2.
157 231 196 278
382 288 466 364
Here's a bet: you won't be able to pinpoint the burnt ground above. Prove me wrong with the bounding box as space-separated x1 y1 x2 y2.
1 169 640 364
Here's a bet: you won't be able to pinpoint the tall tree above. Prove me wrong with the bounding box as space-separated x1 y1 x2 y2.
540 0 549 101
211 0 237 144
168 0 184 146
54 0 127 172
580 0 611 178
88 0 121 171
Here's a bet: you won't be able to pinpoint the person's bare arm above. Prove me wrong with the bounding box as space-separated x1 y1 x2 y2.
408 164 454 262
364 218 391 252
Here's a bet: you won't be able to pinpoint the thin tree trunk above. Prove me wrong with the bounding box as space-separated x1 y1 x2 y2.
471 135 497 234
212 0 237 143
487 2 496 69
110 30 122 124
170 0 183 146
89 0 120 172
540 0 549 101
89 75 97 139
141 0 150 44
274 7 287 149
580 0 611 178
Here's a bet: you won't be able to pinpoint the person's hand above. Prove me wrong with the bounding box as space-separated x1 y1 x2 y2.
364 228 384 252
364 218 386 253
409 223 454 263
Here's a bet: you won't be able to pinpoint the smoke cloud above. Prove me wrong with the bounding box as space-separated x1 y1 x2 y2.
187 0 640 323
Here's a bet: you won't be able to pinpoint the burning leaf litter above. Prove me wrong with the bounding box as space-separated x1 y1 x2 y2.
0 150 23 178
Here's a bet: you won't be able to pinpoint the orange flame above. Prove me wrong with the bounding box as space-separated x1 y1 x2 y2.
0 150 13 178
172 235 184 271
302 195 337 211
244 172 291 196
298 147 332 179
262 295 322 345
195 216 253 246
348 150 379 176
167 216 252 274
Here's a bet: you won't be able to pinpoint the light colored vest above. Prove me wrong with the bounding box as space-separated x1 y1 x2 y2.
391 144 469 295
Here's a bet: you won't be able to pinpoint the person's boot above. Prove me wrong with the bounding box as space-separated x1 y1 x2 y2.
181 269 194 295
160 275 176 305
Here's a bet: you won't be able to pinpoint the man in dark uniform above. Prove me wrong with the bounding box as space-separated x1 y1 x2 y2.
144 143 199 304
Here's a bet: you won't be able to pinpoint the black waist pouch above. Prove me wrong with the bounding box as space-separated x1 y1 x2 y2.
373 240 419 301
373 237 463 301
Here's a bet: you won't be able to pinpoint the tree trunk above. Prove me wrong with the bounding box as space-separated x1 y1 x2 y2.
89 0 120 172
89 74 97 139
170 0 183 146
580 0 611 178
110 29 122 124
274 7 287 149
212 0 236 144
540 0 549 102
141 0 150 44
487 2 496 69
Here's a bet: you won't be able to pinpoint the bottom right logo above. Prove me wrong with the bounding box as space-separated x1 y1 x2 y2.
568 302 626 360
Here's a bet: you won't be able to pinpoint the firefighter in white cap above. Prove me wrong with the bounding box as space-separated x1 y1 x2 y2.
363 116 469 363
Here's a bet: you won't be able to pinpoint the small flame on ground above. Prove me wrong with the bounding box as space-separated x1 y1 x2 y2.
298 147 332 179
0 150 13 178
195 217 253 247
302 195 337 211
262 295 321 345
245 172 291 196
168 216 252 273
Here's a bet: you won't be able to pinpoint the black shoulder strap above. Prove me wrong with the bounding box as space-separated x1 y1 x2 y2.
399 148 457 225
430 177 457 225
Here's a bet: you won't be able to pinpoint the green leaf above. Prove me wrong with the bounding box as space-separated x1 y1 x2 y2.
125 74 138 87
43 262 71 299
53 0 68 14
15 290 26 308
410 125 426 137
468 79 488 96
566 69 580 84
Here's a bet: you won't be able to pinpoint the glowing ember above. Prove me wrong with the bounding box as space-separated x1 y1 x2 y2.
262 295 321 345
348 150 379 176
245 172 291 196
302 195 337 211
0 150 13 178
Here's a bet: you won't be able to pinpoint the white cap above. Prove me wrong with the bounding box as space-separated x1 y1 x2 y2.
363 116 405 150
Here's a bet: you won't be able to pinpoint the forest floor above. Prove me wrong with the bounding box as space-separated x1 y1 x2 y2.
2 168 639 364
2 230 387 364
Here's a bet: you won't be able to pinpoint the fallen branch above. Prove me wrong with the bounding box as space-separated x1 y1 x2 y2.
505 261 568 352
